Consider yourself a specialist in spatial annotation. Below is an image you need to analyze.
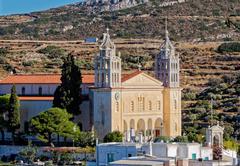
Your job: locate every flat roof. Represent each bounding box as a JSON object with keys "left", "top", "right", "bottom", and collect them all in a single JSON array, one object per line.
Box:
[{"left": 109, "top": 157, "right": 169, "bottom": 166}]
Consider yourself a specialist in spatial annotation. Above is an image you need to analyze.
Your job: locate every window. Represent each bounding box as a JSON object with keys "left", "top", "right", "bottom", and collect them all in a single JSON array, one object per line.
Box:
[
  {"left": 130, "top": 101, "right": 134, "bottom": 112},
  {"left": 116, "top": 102, "right": 119, "bottom": 112},
  {"left": 21, "top": 87, "right": 25, "bottom": 95},
  {"left": 192, "top": 153, "right": 197, "bottom": 160},
  {"left": 39, "top": 87, "right": 42, "bottom": 96},
  {"left": 102, "top": 73, "right": 105, "bottom": 84},
  {"left": 157, "top": 101, "right": 161, "bottom": 110},
  {"left": 107, "top": 153, "right": 114, "bottom": 163},
  {"left": 138, "top": 97, "right": 145, "bottom": 111},
  {"left": 148, "top": 101, "right": 152, "bottom": 111}
]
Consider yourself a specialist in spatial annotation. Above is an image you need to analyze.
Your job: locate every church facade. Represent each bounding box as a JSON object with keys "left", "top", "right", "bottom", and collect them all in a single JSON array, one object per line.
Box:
[
  {"left": 91, "top": 29, "right": 181, "bottom": 139},
  {"left": 0, "top": 28, "right": 182, "bottom": 140}
]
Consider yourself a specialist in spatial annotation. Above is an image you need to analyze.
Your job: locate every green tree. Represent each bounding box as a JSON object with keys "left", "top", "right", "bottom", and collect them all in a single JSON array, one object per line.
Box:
[
  {"left": 103, "top": 131, "right": 123, "bottom": 143},
  {"left": 53, "top": 54, "right": 82, "bottom": 115},
  {"left": 0, "top": 95, "right": 10, "bottom": 142},
  {"left": 30, "top": 107, "right": 80, "bottom": 145},
  {"left": 8, "top": 85, "right": 20, "bottom": 144}
]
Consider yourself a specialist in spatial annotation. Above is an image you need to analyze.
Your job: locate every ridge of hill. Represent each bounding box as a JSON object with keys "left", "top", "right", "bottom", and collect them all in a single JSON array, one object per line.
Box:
[{"left": 0, "top": 0, "right": 239, "bottom": 41}]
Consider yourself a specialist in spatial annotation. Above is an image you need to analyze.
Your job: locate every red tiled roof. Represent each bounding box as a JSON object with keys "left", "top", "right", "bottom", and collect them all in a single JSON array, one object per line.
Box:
[
  {"left": 0, "top": 71, "right": 142, "bottom": 85},
  {"left": 19, "top": 96, "right": 54, "bottom": 101},
  {"left": 121, "top": 70, "right": 143, "bottom": 82},
  {"left": 0, "top": 74, "right": 94, "bottom": 84}
]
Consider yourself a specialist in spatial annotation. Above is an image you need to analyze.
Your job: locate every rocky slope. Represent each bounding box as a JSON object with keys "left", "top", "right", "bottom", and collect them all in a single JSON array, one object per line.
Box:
[{"left": 0, "top": 0, "right": 239, "bottom": 41}]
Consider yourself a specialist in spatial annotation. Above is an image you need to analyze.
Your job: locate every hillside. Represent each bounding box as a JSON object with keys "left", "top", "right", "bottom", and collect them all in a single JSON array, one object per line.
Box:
[
  {"left": 0, "top": 0, "right": 239, "bottom": 41},
  {"left": 0, "top": 39, "right": 239, "bottom": 92}
]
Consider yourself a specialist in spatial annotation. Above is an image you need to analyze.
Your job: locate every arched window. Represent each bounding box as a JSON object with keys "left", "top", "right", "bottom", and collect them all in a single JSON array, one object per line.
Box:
[
  {"left": 21, "top": 87, "right": 25, "bottom": 95},
  {"left": 39, "top": 87, "right": 42, "bottom": 96}
]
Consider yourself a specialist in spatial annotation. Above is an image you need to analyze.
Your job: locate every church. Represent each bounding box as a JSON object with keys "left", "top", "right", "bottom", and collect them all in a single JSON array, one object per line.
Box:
[
  {"left": 91, "top": 28, "right": 181, "bottom": 139},
  {"left": 0, "top": 28, "right": 181, "bottom": 140}
]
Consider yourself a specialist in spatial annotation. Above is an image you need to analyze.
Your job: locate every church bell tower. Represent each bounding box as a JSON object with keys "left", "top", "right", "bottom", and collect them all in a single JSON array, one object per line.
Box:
[
  {"left": 155, "top": 19, "right": 182, "bottom": 137},
  {"left": 94, "top": 29, "right": 122, "bottom": 88},
  {"left": 155, "top": 20, "right": 180, "bottom": 88}
]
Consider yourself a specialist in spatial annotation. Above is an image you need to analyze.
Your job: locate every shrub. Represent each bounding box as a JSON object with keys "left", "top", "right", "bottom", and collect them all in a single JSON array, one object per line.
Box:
[
  {"left": 222, "top": 75, "right": 235, "bottom": 84},
  {"left": 174, "top": 136, "right": 188, "bottom": 143},
  {"left": 103, "top": 131, "right": 123, "bottom": 143},
  {"left": 183, "top": 92, "right": 196, "bottom": 100},
  {"left": 154, "top": 136, "right": 171, "bottom": 143},
  {"left": 37, "top": 46, "right": 66, "bottom": 59},
  {"left": 224, "top": 139, "right": 239, "bottom": 150},
  {"left": 22, "top": 61, "right": 34, "bottom": 67},
  {"left": 207, "top": 78, "right": 223, "bottom": 87},
  {"left": 217, "top": 42, "right": 240, "bottom": 53},
  {"left": 0, "top": 48, "right": 8, "bottom": 56}
]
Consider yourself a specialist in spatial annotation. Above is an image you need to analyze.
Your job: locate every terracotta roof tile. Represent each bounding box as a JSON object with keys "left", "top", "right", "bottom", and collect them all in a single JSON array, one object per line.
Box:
[
  {"left": 19, "top": 96, "right": 54, "bottom": 101},
  {"left": 0, "top": 71, "right": 141, "bottom": 85},
  {"left": 0, "top": 74, "right": 94, "bottom": 84},
  {"left": 121, "top": 70, "right": 143, "bottom": 82}
]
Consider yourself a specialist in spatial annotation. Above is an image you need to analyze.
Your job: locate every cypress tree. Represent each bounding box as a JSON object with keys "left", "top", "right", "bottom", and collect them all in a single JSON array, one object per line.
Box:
[
  {"left": 53, "top": 54, "right": 82, "bottom": 115},
  {"left": 8, "top": 85, "right": 20, "bottom": 144}
]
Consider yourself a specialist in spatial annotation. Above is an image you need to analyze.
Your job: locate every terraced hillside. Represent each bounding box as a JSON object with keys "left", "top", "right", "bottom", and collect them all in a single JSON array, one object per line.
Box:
[{"left": 0, "top": 39, "right": 239, "bottom": 93}]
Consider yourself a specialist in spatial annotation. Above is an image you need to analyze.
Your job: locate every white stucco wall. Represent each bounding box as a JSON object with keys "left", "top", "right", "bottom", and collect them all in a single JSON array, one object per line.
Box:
[
  {"left": 201, "top": 147, "right": 213, "bottom": 160},
  {"left": 0, "top": 84, "right": 57, "bottom": 96},
  {"left": 20, "top": 100, "right": 53, "bottom": 130},
  {"left": 0, "top": 83, "right": 91, "bottom": 96},
  {"left": 77, "top": 100, "right": 91, "bottom": 131},
  {"left": 92, "top": 89, "right": 112, "bottom": 139},
  {"left": 97, "top": 143, "right": 138, "bottom": 166}
]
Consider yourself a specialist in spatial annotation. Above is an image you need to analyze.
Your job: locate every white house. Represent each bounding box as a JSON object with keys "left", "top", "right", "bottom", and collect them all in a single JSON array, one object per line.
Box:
[{"left": 96, "top": 142, "right": 213, "bottom": 166}]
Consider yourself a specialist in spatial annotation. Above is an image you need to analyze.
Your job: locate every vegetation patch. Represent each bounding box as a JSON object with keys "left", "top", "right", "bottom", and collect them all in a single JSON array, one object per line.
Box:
[{"left": 217, "top": 42, "right": 240, "bottom": 53}]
